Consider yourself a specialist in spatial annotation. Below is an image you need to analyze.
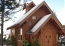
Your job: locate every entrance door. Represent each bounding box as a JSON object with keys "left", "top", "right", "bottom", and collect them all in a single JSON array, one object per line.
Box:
[{"left": 43, "top": 31, "right": 53, "bottom": 46}]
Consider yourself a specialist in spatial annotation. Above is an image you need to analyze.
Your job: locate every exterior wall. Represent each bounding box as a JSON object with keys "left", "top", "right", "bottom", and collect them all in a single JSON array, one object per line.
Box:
[
  {"left": 10, "top": 27, "right": 22, "bottom": 46},
  {"left": 10, "top": 20, "right": 58, "bottom": 46},
  {"left": 27, "top": 20, "right": 59, "bottom": 46},
  {"left": 9, "top": 3, "right": 35, "bottom": 46},
  {"left": 10, "top": 4, "right": 56, "bottom": 46},
  {"left": 18, "top": 40, "right": 22, "bottom": 46},
  {"left": 22, "top": 6, "right": 50, "bottom": 40},
  {"left": 15, "top": 27, "right": 22, "bottom": 46},
  {"left": 35, "top": 20, "right": 59, "bottom": 46},
  {"left": 10, "top": 29, "right": 12, "bottom": 37},
  {"left": 11, "top": 28, "right": 15, "bottom": 36}
]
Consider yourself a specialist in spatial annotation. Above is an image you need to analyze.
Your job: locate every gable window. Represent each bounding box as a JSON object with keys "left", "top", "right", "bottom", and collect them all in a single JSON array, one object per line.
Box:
[
  {"left": 27, "top": 21, "right": 32, "bottom": 26},
  {"left": 18, "top": 29, "right": 22, "bottom": 40},
  {"left": 32, "top": 16, "right": 38, "bottom": 20}
]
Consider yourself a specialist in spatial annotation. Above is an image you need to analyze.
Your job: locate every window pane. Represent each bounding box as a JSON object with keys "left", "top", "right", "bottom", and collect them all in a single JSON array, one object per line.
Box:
[
  {"left": 18, "top": 34, "right": 22, "bottom": 40},
  {"left": 20, "top": 29, "right": 22, "bottom": 35}
]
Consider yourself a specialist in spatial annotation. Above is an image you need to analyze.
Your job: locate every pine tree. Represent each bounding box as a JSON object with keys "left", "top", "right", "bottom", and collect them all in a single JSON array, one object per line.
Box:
[
  {"left": 10, "top": 35, "right": 17, "bottom": 46},
  {"left": 0, "top": 0, "right": 32, "bottom": 46},
  {"left": 0, "top": 0, "right": 20, "bottom": 46},
  {"left": 0, "top": 0, "right": 20, "bottom": 21}
]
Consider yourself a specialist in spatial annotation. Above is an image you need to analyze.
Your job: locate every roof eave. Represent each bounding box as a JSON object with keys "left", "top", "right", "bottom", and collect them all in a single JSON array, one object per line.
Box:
[{"left": 7, "top": 1, "right": 62, "bottom": 30}]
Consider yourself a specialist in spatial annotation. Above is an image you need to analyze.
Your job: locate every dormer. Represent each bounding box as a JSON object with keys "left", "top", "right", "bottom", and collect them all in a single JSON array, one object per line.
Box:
[{"left": 23, "top": 1, "right": 36, "bottom": 12}]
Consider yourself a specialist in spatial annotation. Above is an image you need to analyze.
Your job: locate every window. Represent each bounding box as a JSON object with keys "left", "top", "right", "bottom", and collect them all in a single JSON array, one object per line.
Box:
[
  {"left": 18, "top": 34, "right": 22, "bottom": 40},
  {"left": 27, "top": 21, "right": 32, "bottom": 26},
  {"left": 11, "top": 28, "right": 15, "bottom": 35},
  {"left": 18, "top": 29, "right": 22, "bottom": 40},
  {"left": 32, "top": 16, "right": 38, "bottom": 20}
]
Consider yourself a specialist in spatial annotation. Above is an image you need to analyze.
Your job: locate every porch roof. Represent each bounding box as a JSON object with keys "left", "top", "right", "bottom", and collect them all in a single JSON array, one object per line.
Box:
[
  {"left": 30, "top": 14, "right": 51, "bottom": 32},
  {"left": 26, "top": 14, "right": 64, "bottom": 35}
]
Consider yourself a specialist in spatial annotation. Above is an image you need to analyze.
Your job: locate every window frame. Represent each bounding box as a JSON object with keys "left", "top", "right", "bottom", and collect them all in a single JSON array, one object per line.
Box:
[{"left": 18, "top": 29, "right": 22, "bottom": 40}]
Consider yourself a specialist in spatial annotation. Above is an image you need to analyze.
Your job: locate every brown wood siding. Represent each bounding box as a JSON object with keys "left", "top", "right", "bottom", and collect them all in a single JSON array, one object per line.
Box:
[
  {"left": 9, "top": 2, "right": 64, "bottom": 46},
  {"left": 10, "top": 28, "right": 19, "bottom": 46},
  {"left": 10, "top": 29, "right": 12, "bottom": 37},
  {"left": 22, "top": 6, "right": 50, "bottom": 40},
  {"left": 22, "top": 7, "right": 49, "bottom": 35},
  {"left": 15, "top": 28, "right": 19, "bottom": 40},
  {"left": 11, "top": 27, "right": 22, "bottom": 46},
  {"left": 18, "top": 40, "right": 22, "bottom": 46},
  {"left": 10, "top": 19, "right": 59, "bottom": 46},
  {"left": 9, "top": 7, "right": 63, "bottom": 46},
  {"left": 37, "top": 20, "right": 58, "bottom": 46},
  {"left": 29, "top": 20, "right": 59, "bottom": 46}
]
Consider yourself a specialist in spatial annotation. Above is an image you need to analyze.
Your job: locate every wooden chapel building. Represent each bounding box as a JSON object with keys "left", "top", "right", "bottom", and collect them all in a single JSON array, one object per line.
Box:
[{"left": 7, "top": 1, "right": 65, "bottom": 46}]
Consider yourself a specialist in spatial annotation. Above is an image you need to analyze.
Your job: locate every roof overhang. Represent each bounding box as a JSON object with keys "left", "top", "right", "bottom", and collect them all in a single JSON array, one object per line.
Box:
[
  {"left": 7, "top": 1, "right": 63, "bottom": 30},
  {"left": 26, "top": 14, "right": 63, "bottom": 36}
]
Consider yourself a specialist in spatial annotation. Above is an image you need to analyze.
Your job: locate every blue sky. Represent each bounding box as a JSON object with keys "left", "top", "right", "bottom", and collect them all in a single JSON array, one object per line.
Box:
[
  {"left": 45, "top": 0, "right": 65, "bottom": 25},
  {"left": 45, "top": 0, "right": 64, "bottom": 14},
  {"left": 33, "top": 0, "right": 64, "bottom": 14},
  {"left": 1, "top": 0, "right": 65, "bottom": 34}
]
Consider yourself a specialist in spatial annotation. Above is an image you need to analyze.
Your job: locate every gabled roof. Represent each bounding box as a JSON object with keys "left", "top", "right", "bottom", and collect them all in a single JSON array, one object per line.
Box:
[
  {"left": 30, "top": 14, "right": 51, "bottom": 32},
  {"left": 26, "top": 14, "right": 63, "bottom": 35},
  {"left": 7, "top": 1, "right": 61, "bottom": 29}
]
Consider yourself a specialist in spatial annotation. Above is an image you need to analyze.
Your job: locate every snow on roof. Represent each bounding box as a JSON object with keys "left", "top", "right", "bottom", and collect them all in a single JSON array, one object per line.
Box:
[
  {"left": 13, "top": 9, "right": 26, "bottom": 24},
  {"left": 18, "top": 4, "right": 39, "bottom": 22},
  {"left": 7, "top": 9, "right": 26, "bottom": 27},
  {"left": 12, "top": 3, "right": 39, "bottom": 25},
  {"left": 30, "top": 14, "right": 51, "bottom": 32},
  {"left": 7, "top": 2, "right": 41, "bottom": 29}
]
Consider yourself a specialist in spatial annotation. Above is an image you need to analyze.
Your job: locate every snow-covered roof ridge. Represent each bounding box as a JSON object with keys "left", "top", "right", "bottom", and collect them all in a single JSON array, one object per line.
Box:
[
  {"left": 7, "top": 1, "right": 54, "bottom": 29},
  {"left": 13, "top": 1, "right": 53, "bottom": 26},
  {"left": 19, "top": 3, "right": 40, "bottom": 25},
  {"left": 14, "top": 3, "right": 39, "bottom": 25},
  {"left": 30, "top": 14, "right": 51, "bottom": 32},
  {"left": 7, "top": 2, "right": 43, "bottom": 29}
]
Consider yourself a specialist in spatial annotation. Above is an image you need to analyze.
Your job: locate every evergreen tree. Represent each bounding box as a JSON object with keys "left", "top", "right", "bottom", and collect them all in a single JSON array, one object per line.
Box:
[
  {"left": 0, "top": 0, "right": 20, "bottom": 46},
  {"left": 23, "top": 39, "right": 29, "bottom": 46},
  {"left": 31, "top": 39, "right": 40, "bottom": 46},
  {"left": 0, "top": 0, "right": 31, "bottom": 46},
  {"left": 10, "top": 35, "right": 17, "bottom": 46},
  {"left": 0, "top": 0, "right": 20, "bottom": 21}
]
